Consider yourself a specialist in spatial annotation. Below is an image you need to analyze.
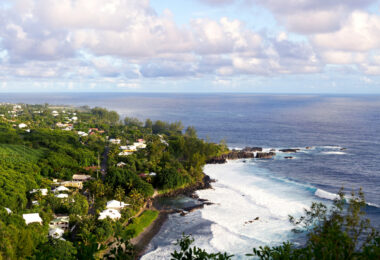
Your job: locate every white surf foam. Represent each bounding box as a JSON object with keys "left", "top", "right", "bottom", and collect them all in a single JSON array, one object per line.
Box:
[
  {"left": 321, "top": 151, "right": 346, "bottom": 155},
  {"left": 193, "top": 162, "right": 317, "bottom": 256},
  {"left": 314, "top": 189, "right": 339, "bottom": 201}
]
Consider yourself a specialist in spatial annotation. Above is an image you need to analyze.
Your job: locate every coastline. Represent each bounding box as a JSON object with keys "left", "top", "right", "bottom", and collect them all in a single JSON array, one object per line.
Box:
[{"left": 132, "top": 174, "right": 214, "bottom": 257}]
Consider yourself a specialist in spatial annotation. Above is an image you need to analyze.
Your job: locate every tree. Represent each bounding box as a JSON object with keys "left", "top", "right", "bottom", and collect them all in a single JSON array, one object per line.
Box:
[
  {"left": 171, "top": 235, "right": 233, "bottom": 260},
  {"left": 114, "top": 186, "right": 125, "bottom": 206},
  {"left": 35, "top": 238, "right": 77, "bottom": 260},
  {"left": 185, "top": 126, "right": 197, "bottom": 138}
]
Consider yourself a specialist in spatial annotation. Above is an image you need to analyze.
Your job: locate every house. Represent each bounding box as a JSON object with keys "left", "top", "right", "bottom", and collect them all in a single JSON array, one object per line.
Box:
[
  {"left": 77, "top": 131, "right": 88, "bottom": 137},
  {"left": 49, "top": 227, "right": 65, "bottom": 239},
  {"left": 98, "top": 209, "right": 121, "bottom": 220},
  {"left": 4, "top": 208, "right": 12, "bottom": 214},
  {"left": 55, "top": 194, "right": 69, "bottom": 199},
  {"left": 118, "top": 151, "right": 132, "bottom": 156},
  {"left": 139, "top": 173, "right": 147, "bottom": 178},
  {"left": 60, "top": 181, "right": 83, "bottom": 189},
  {"left": 32, "top": 201, "right": 39, "bottom": 206},
  {"left": 52, "top": 111, "right": 59, "bottom": 116},
  {"left": 49, "top": 215, "right": 70, "bottom": 230},
  {"left": 72, "top": 174, "right": 92, "bottom": 182},
  {"left": 18, "top": 123, "right": 27, "bottom": 129},
  {"left": 71, "top": 116, "right": 78, "bottom": 121},
  {"left": 117, "top": 162, "right": 127, "bottom": 167},
  {"left": 149, "top": 172, "right": 157, "bottom": 177},
  {"left": 23, "top": 213, "right": 43, "bottom": 225},
  {"left": 30, "top": 188, "right": 48, "bottom": 196},
  {"left": 119, "top": 146, "right": 129, "bottom": 150},
  {"left": 106, "top": 200, "right": 129, "bottom": 210},
  {"left": 109, "top": 138, "right": 121, "bottom": 144},
  {"left": 53, "top": 186, "right": 69, "bottom": 193}
]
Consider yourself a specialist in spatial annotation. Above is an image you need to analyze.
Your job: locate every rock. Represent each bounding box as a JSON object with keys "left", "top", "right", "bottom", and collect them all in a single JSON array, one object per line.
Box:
[
  {"left": 256, "top": 152, "right": 276, "bottom": 159},
  {"left": 254, "top": 217, "right": 259, "bottom": 221},
  {"left": 284, "top": 156, "right": 294, "bottom": 159},
  {"left": 340, "top": 148, "right": 347, "bottom": 151},
  {"left": 306, "top": 146, "right": 312, "bottom": 149},
  {"left": 206, "top": 157, "right": 227, "bottom": 164},
  {"left": 242, "top": 147, "right": 263, "bottom": 152},
  {"left": 279, "top": 149, "right": 300, "bottom": 153}
]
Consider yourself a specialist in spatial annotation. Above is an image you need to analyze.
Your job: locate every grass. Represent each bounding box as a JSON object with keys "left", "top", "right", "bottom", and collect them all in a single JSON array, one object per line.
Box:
[
  {"left": 124, "top": 210, "right": 159, "bottom": 238},
  {"left": 0, "top": 144, "right": 46, "bottom": 163}
]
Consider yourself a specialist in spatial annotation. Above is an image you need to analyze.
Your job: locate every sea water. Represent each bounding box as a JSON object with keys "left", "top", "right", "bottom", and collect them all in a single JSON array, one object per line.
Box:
[{"left": 1, "top": 93, "right": 380, "bottom": 258}]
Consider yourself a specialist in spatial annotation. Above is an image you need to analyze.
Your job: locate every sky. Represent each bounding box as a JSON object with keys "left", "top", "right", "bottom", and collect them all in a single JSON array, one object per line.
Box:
[{"left": 0, "top": 0, "right": 380, "bottom": 93}]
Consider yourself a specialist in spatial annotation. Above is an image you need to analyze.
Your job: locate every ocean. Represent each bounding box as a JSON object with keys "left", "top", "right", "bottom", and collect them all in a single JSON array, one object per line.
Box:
[{"left": 1, "top": 93, "right": 379, "bottom": 258}]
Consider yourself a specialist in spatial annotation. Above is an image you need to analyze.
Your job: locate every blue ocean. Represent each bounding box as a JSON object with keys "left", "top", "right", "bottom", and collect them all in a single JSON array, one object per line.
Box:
[{"left": 1, "top": 93, "right": 379, "bottom": 258}]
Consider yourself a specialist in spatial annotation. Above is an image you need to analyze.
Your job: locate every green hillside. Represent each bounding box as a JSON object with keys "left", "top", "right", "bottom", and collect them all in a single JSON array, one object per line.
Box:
[{"left": 0, "top": 144, "right": 46, "bottom": 164}]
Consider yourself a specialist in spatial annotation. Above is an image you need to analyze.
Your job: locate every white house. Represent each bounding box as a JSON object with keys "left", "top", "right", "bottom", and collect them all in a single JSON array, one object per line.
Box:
[
  {"left": 4, "top": 208, "right": 12, "bottom": 214},
  {"left": 18, "top": 123, "right": 27, "bottom": 129},
  {"left": 109, "top": 138, "right": 121, "bottom": 144},
  {"left": 30, "top": 188, "right": 48, "bottom": 196},
  {"left": 149, "top": 172, "right": 157, "bottom": 177},
  {"left": 49, "top": 227, "right": 65, "bottom": 239},
  {"left": 118, "top": 151, "right": 132, "bottom": 156},
  {"left": 49, "top": 216, "right": 70, "bottom": 231},
  {"left": 55, "top": 194, "right": 69, "bottom": 199},
  {"left": 71, "top": 116, "right": 78, "bottom": 121},
  {"left": 116, "top": 162, "right": 127, "bottom": 167},
  {"left": 106, "top": 200, "right": 129, "bottom": 210},
  {"left": 77, "top": 131, "right": 88, "bottom": 137},
  {"left": 53, "top": 186, "right": 69, "bottom": 193},
  {"left": 98, "top": 209, "right": 121, "bottom": 220},
  {"left": 23, "top": 213, "right": 43, "bottom": 225},
  {"left": 52, "top": 111, "right": 59, "bottom": 116}
]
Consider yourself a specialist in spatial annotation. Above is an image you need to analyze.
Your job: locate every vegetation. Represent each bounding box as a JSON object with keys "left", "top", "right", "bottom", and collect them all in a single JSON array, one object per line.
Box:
[
  {"left": 123, "top": 210, "right": 159, "bottom": 238},
  {"left": 0, "top": 103, "right": 225, "bottom": 259}
]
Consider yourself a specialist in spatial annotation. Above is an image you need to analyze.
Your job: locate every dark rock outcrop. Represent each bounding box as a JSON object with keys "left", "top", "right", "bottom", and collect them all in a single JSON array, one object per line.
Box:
[
  {"left": 256, "top": 152, "right": 276, "bottom": 159},
  {"left": 284, "top": 156, "right": 294, "bottom": 159},
  {"left": 242, "top": 147, "right": 263, "bottom": 152},
  {"left": 279, "top": 148, "right": 300, "bottom": 153}
]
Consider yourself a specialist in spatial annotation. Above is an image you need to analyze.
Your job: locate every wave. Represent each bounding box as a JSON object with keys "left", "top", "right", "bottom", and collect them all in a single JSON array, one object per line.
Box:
[
  {"left": 321, "top": 151, "right": 346, "bottom": 155},
  {"left": 314, "top": 189, "right": 380, "bottom": 208},
  {"left": 314, "top": 189, "right": 340, "bottom": 201}
]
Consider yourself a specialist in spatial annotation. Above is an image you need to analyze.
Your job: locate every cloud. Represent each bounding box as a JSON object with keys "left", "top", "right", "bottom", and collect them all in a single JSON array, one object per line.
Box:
[
  {"left": 1, "top": 0, "right": 378, "bottom": 84},
  {"left": 253, "top": 0, "right": 376, "bottom": 34}
]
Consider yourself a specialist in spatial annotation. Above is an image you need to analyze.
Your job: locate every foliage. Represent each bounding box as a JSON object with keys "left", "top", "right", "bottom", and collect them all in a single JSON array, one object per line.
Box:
[
  {"left": 171, "top": 235, "right": 233, "bottom": 260},
  {"left": 35, "top": 238, "right": 77, "bottom": 260},
  {"left": 123, "top": 210, "right": 159, "bottom": 238}
]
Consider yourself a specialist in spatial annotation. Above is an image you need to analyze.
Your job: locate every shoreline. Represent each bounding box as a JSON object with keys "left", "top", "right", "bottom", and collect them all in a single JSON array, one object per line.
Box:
[{"left": 132, "top": 174, "right": 214, "bottom": 258}]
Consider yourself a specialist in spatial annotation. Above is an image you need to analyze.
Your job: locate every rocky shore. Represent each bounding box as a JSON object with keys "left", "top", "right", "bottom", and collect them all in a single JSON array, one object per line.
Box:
[
  {"left": 133, "top": 174, "right": 215, "bottom": 257},
  {"left": 207, "top": 147, "right": 277, "bottom": 164}
]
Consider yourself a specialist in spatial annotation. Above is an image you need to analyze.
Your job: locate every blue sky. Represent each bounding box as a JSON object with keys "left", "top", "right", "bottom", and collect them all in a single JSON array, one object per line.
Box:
[{"left": 0, "top": 0, "right": 380, "bottom": 93}]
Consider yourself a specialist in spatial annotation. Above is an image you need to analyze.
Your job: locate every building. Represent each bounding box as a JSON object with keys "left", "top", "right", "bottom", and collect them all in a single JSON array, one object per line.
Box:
[
  {"left": 55, "top": 194, "right": 69, "bottom": 199},
  {"left": 18, "top": 123, "right": 27, "bottom": 129},
  {"left": 52, "top": 111, "right": 59, "bottom": 116},
  {"left": 117, "top": 162, "right": 127, "bottom": 167},
  {"left": 49, "top": 227, "right": 65, "bottom": 239},
  {"left": 53, "top": 186, "right": 69, "bottom": 192},
  {"left": 30, "top": 188, "right": 48, "bottom": 196},
  {"left": 118, "top": 151, "right": 132, "bottom": 156},
  {"left": 59, "top": 181, "right": 83, "bottom": 189},
  {"left": 49, "top": 215, "right": 70, "bottom": 231},
  {"left": 106, "top": 200, "right": 129, "bottom": 210},
  {"left": 77, "top": 131, "right": 88, "bottom": 137},
  {"left": 109, "top": 138, "right": 121, "bottom": 144},
  {"left": 4, "top": 208, "right": 12, "bottom": 214},
  {"left": 149, "top": 172, "right": 157, "bottom": 177},
  {"left": 72, "top": 174, "right": 92, "bottom": 182},
  {"left": 98, "top": 209, "right": 121, "bottom": 220},
  {"left": 23, "top": 213, "right": 43, "bottom": 225}
]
